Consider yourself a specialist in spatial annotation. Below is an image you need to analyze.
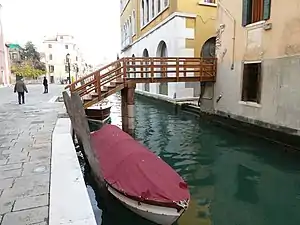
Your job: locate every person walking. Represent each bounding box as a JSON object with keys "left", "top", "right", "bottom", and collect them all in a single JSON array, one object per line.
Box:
[
  {"left": 14, "top": 78, "right": 28, "bottom": 105},
  {"left": 43, "top": 76, "right": 48, "bottom": 93}
]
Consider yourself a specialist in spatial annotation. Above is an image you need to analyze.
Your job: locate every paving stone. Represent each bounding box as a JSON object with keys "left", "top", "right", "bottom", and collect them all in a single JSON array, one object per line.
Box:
[
  {"left": 1, "top": 206, "right": 48, "bottom": 225},
  {"left": 0, "top": 197, "right": 14, "bottom": 214},
  {"left": 31, "top": 222, "right": 47, "bottom": 225},
  {"left": 29, "top": 151, "right": 51, "bottom": 162},
  {"left": 0, "top": 169, "right": 22, "bottom": 179},
  {"left": 0, "top": 152, "right": 8, "bottom": 160},
  {"left": 0, "top": 142, "right": 16, "bottom": 148},
  {"left": 0, "top": 163, "right": 22, "bottom": 172},
  {"left": 14, "top": 174, "right": 49, "bottom": 187},
  {"left": 13, "top": 194, "right": 48, "bottom": 211},
  {"left": 32, "top": 143, "right": 51, "bottom": 149},
  {"left": 7, "top": 152, "right": 29, "bottom": 164},
  {"left": 1, "top": 174, "right": 49, "bottom": 199},
  {"left": 0, "top": 159, "right": 7, "bottom": 166},
  {"left": 22, "top": 161, "right": 49, "bottom": 176},
  {"left": 2, "top": 148, "right": 23, "bottom": 155},
  {"left": 0, "top": 178, "right": 14, "bottom": 189}
]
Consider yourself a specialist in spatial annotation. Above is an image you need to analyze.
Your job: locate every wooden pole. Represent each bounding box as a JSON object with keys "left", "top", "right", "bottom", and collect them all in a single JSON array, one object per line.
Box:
[{"left": 62, "top": 91, "right": 107, "bottom": 193}]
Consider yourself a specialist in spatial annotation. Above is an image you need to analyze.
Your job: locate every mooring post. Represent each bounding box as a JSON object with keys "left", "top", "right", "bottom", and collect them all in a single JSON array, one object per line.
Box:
[
  {"left": 62, "top": 91, "right": 107, "bottom": 195},
  {"left": 121, "top": 83, "right": 136, "bottom": 136}
]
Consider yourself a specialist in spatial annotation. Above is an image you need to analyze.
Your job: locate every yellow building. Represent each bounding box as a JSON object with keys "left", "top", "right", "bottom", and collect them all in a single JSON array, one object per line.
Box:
[
  {"left": 120, "top": 0, "right": 217, "bottom": 100},
  {"left": 215, "top": 0, "right": 300, "bottom": 135}
]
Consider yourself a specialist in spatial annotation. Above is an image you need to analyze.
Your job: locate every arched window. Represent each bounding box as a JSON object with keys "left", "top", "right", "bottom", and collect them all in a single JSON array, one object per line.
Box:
[
  {"left": 132, "top": 10, "right": 136, "bottom": 35},
  {"left": 157, "top": 0, "right": 161, "bottom": 13},
  {"left": 125, "top": 23, "right": 128, "bottom": 41},
  {"left": 141, "top": 0, "right": 145, "bottom": 26},
  {"left": 123, "top": 24, "right": 126, "bottom": 43},
  {"left": 164, "top": 0, "right": 168, "bottom": 8},
  {"left": 146, "top": 0, "right": 150, "bottom": 22},
  {"left": 151, "top": 0, "right": 155, "bottom": 18},
  {"left": 129, "top": 17, "right": 132, "bottom": 37}
]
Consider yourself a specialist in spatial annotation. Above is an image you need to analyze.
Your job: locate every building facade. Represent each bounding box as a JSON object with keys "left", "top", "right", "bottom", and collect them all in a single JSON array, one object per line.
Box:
[
  {"left": 215, "top": 0, "right": 300, "bottom": 135},
  {"left": 7, "top": 43, "right": 22, "bottom": 63},
  {"left": 120, "top": 0, "right": 217, "bottom": 100},
  {"left": 0, "top": 5, "right": 11, "bottom": 86},
  {"left": 42, "top": 34, "right": 86, "bottom": 84}
]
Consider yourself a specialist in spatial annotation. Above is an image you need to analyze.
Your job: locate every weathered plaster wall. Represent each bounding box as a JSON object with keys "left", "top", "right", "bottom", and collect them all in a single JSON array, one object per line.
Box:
[{"left": 215, "top": 0, "right": 300, "bottom": 135}]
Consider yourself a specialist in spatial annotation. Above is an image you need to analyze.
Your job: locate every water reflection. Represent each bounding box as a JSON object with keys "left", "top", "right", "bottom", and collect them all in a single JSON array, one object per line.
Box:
[{"left": 82, "top": 94, "right": 300, "bottom": 225}]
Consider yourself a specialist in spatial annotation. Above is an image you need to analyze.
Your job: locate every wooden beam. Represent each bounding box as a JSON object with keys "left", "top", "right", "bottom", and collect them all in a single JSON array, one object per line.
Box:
[{"left": 62, "top": 91, "right": 107, "bottom": 194}]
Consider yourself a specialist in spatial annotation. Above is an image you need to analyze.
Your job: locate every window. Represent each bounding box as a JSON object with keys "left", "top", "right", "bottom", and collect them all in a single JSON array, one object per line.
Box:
[
  {"left": 49, "top": 54, "right": 53, "bottom": 60},
  {"left": 65, "top": 65, "right": 69, "bottom": 72},
  {"left": 204, "top": 0, "right": 215, "bottom": 3},
  {"left": 12, "top": 53, "right": 17, "bottom": 59},
  {"left": 48, "top": 44, "right": 52, "bottom": 48},
  {"left": 49, "top": 65, "right": 54, "bottom": 73},
  {"left": 129, "top": 17, "right": 132, "bottom": 37},
  {"left": 163, "top": 0, "right": 169, "bottom": 7},
  {"left": 65, "top": 45, "right": 68, "bottom": 49},
  {"left": 242, "top": 0, "right": 271, "bottom": 26},
  {"left": 132, "top": 11, "right": 136, "bottom": 35},
  {"left": 141, "top": 1, "right": 145, "bottom": 26},
  {"left": 146, "top": 0, "right": 149, "bottom": 22},
  {"left": 151, "top": 0, "right": 155, "bottom": 18},
  {"left": 76, "top": 56, "right": 78, "bottom": 61},
  {"left": 157, "top": 0, "right": 161, "bottom": 13},
  {"left": 241, "top": 62, "right": 262, "bottom": 103},
  {"left": 60, "top": 36, "right": 63, "bottom": 39}
]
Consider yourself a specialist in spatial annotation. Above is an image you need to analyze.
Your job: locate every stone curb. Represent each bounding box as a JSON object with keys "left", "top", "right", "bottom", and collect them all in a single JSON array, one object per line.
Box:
[{"left": 49, "top": 118, "right": 96, "bottom": 225}]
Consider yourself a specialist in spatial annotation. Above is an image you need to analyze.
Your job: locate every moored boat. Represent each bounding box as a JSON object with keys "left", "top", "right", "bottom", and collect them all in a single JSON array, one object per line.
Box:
[
  {"left": 85, "top": 99, "right": 112, "bottom": 121},
  {"left": 87, "top": 117, "right": 112, "bottom": 132},
  {"left": 90, "top": 125, "right": 190, "bottom": 225}
]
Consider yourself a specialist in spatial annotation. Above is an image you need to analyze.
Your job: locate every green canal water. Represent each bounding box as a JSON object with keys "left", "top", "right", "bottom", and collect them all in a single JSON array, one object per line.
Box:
[{"left": 82, "top": 93, "right": 300, "bottom": 225}]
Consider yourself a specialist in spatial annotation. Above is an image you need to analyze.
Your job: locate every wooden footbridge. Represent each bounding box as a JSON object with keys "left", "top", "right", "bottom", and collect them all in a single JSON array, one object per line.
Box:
[{"left": 65, "top": 57, "right": 217, "bottom": 134}]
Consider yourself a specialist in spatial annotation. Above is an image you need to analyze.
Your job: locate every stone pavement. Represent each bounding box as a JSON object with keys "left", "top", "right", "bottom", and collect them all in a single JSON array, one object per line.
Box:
[{"left": 0, "top": 84, "right": 64, "bottom": 225}]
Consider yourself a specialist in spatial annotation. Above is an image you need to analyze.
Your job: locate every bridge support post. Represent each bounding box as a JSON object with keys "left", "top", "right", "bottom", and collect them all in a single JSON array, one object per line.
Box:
[{"left": 121, "top": 83, "right": 136, "bottom": 136}]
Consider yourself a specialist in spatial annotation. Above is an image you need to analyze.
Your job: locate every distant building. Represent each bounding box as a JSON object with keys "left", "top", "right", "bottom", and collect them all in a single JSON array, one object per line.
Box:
[
  {"left": 120, "top": 0, "right": 217, "bottom": 100},
  {"left": 215, "top": 0, "right": 300, "bottom": 135},
  {"left": 42, "top": 34, "right": 86, "bottom": 84},
  {"left": 0, "top": 5, "right": 11, "bottom": 86},
  {"left": 7, "top": 43, "right": 22, "bottom": 62}
]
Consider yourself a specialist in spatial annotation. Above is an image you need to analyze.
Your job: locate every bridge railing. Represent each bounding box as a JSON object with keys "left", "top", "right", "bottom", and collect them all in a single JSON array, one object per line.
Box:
[
  {"left": 124, "top": 57, "right": 216, "bottom": 81},
  {"left": 65, "top": 57, "right": 217, "bottom": 99}
]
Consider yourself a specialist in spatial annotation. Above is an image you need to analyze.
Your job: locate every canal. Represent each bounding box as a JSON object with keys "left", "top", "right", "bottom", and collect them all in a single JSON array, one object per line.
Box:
[{"left": 80, "top": 93, "right": 300, "bottom": 225}]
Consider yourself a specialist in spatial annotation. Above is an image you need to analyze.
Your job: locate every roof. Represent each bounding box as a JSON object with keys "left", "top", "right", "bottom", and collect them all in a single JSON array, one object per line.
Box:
[{"left": 7, "top": 43, "right": 22, "bottom": 50}]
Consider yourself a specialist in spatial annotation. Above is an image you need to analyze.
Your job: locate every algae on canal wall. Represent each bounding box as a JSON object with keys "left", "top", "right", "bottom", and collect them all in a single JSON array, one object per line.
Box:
[{"left": 80, "top": 93, "right": 300, "bottom": 225}]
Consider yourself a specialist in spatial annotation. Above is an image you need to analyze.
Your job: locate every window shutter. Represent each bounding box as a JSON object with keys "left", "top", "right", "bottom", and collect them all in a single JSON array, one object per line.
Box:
[
  {"left": 242, "top": 0, "right": 251, "bottom": 27},
  {"left": 263, "top": 0, "right": 271, "bottom": 20}
]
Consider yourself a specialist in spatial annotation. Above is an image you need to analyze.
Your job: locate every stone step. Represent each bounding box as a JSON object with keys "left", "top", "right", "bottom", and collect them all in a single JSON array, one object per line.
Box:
[
  {"left": 116, "top": 78, "right": 123, "bottom": 83},
  {"left": 91, "top": 92, "right": 98, "bottom": 97}
]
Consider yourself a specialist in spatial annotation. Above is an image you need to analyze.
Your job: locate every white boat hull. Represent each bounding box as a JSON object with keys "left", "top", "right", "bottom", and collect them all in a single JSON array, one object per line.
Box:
[{"left": 107, "top": 185, "right": 186, "bottom": 225}]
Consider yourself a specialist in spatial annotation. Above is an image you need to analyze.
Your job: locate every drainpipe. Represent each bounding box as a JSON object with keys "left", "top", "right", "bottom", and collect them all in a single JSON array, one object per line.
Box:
[{"left": 218, "top": 1, "right": 236, "bottom": 70}]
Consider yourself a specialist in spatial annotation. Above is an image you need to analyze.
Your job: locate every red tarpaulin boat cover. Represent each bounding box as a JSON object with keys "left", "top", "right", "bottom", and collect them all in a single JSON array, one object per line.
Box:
[{"left": 90, "top": 124, "right": 190, "bottom": 207}]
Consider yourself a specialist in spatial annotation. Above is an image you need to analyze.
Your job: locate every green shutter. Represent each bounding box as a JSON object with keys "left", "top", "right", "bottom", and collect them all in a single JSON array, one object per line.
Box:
[
  {"left": 263, "top": 0, "right": 271, "bottom": 20},
  {"left": 242, "top": 0, "right": 251, "bottom": 27}
]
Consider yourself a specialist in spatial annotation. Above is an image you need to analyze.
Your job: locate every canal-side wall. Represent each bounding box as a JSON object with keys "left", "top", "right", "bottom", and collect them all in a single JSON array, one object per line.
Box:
[
  {"left": 214, "top": 57, "right": 300, "bottom": 137},
  {"left": 50, "top": 118, "right": 97, "bottom": 225}
]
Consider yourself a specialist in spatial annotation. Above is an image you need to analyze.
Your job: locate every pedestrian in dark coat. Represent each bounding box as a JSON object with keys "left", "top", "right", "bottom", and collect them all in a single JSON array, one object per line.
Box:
[
  {"left": 43, "top": 76, "right": 48, "bottom": 93},
  {"left": 14, "top": 78, "right": 28, "bottom": 104}
]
